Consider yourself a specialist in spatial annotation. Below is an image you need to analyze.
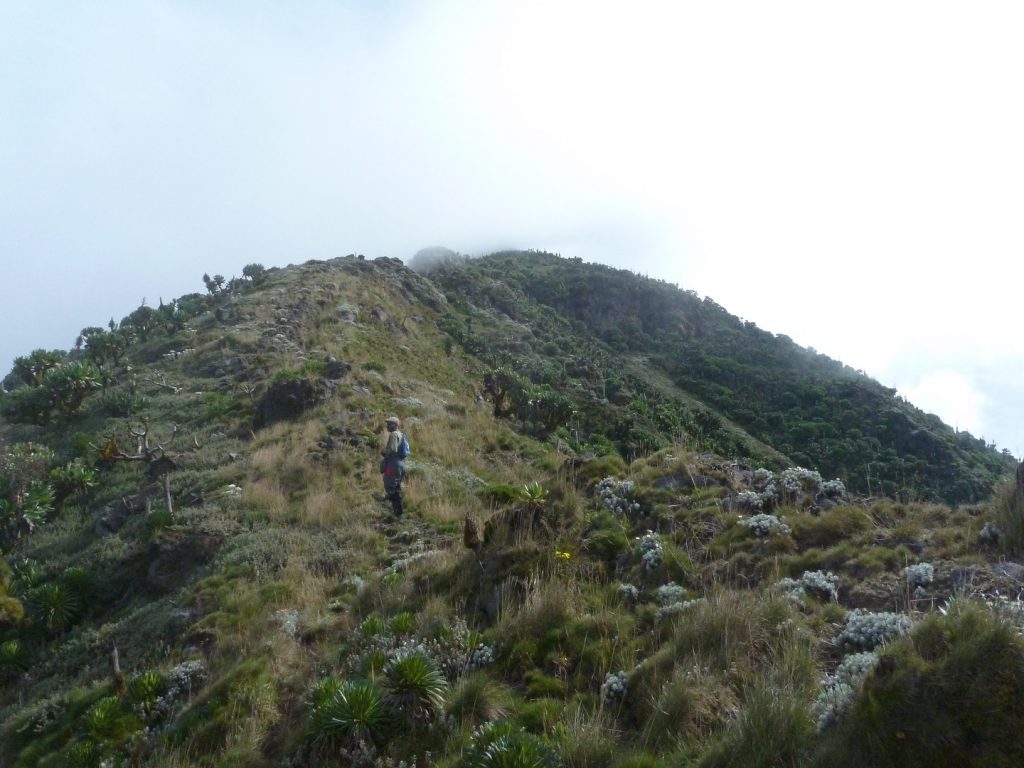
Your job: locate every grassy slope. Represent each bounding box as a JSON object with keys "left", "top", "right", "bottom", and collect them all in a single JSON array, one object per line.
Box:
[{"left": 0, "top": 256, "right": 1023, "bottom": 768}]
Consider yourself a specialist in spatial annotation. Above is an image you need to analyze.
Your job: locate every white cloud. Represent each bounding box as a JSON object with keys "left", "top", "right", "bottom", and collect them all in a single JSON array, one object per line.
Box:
[
  {"left": 1, "top": 0, "right": 1022, "bottom": 458},
  {"left": 898, "top": 371, "right": 987, "bottom": 438}
]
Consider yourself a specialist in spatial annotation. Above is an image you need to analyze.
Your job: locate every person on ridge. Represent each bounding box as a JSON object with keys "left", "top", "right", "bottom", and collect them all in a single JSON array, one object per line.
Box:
[{"left": 380, "top": 415, "right": 407, "bottom": 517}]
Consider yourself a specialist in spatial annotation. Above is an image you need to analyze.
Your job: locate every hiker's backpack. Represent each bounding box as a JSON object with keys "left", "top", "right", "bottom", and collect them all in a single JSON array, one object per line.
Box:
[{"left": 398, "top": 432, "right": 411, "bottom": 459}]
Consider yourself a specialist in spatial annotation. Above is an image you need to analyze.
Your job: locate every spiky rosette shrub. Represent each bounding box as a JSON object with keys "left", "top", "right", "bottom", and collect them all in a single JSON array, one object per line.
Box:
[
  {"left": 462, "top": 720, "right": 558, "bottom": 768},
  {"left": 308, "top": 678, "right": 394, "bottom": 750},
  {"left": 60, "top": 566, "right": 94, "bottom": 601},
  {"left": 66, "top": 739, "right": 101, "bottom": 768},
  {"left": 28, "top": 581, "right": 82, "bottom": 633},
  {"left": 128, "top": 670, "right": 167, "bottom": 720},
  {"left": 0, "top": 639, "right": 29, "bottom": 681},
  {"left": 10, "top": 558, "right": 47, "bottom": 592},
  {"left": 383, "top": 650, "right": 448, "bottom": 722},
  {"left": 84, "top": 696, "right": 141, "bottom": 744},
  {"left": 389, "top": 611, "right": 417, "bottom": 636}
]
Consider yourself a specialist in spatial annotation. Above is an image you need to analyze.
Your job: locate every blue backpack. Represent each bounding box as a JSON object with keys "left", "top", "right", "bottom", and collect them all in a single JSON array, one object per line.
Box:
[{"left": 398, "top": 432, "right": 411, "bottom": 459}]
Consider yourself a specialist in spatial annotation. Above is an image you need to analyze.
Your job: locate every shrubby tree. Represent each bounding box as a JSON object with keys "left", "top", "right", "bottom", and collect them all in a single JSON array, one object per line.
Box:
[
  {"left": 202, "top": 273, "right": 226, "bottom": 295},
  {"left": 483, "top": 367, "right": 529, "bottom": 418},
  {"left": 524, "top": 389, "right": 575, "bottom": 433},
  {"left": 0, "top": 358, "right": 99, "bottom": 425},
  {"left": 4, "top": 349, "right": 66, "bottom": 390},
  {"left": 95, "top": 418, "right": 194, "bottom": 515},
  {"left": 122, "top": 303, "right": 157, "bottom": 342},
  {"left": 41, "top": 362, "right": 100, "bottom": 416},
  {"left": 77, "top": 326, "right": 132, "bottom": 369},
  {"left": 242, "top": 263, "right": 267, "bottom": 284},
  {"left": 0, "top": 443, "right": 55, "bottom": 541},
  {"left": 0, "top": 383, "right": 54, "bottom": 425},
  {"left": 0, "top": 555, "right": 25, "bottom": 629}
]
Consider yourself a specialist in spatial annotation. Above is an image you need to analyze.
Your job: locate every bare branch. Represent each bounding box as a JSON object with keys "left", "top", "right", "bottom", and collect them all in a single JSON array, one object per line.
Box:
[{"left": 140, "top": 372, "right": 183, "bottom": 395}]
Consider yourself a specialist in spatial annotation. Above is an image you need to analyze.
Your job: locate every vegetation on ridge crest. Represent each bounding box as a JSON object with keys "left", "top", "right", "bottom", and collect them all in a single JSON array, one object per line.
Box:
[{"left": 0, "top": 252, "right": 1021, "bottom": 767}]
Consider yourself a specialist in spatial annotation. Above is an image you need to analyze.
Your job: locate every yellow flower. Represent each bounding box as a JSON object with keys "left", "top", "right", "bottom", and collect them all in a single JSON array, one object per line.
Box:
[{"left": 555, "top": 550, "right": 572, "bottom": 560}]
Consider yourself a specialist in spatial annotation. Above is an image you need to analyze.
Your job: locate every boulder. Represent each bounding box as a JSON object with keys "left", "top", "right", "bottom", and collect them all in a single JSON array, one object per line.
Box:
[
  {"left": 323, "top": 357, "right": 351, "bottom": 380},
  {"left": 146, "top": 530, "right": 223, "bottom": 591},
  {"left": 254, "top": 377, "right": 335, "bottom": 428}
]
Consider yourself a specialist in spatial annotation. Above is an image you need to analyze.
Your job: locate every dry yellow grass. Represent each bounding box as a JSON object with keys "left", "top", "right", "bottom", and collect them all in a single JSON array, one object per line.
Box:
[
  {"left": 250, "top": 441, "right": 286, "bottom": 476},
  {"left": 299, "top": 485, "right": 337, "bottom": 527},
  {"left": 242, "top": 477, "right": 289, "bottom": 519}
]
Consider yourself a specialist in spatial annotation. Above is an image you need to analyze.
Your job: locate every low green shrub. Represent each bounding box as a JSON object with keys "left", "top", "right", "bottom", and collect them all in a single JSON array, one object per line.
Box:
[
  {"left": 525, "top": 669, "right": 566, "bottom": 698},
  {"left": 813, "top": 600, "right": 1024, "bottom": 768},
  {"left": 583, "top": 510, "right": 631, "bottom": 566},
  {"left": 789, "top": 506, "right": 871, "bottom": 550}
]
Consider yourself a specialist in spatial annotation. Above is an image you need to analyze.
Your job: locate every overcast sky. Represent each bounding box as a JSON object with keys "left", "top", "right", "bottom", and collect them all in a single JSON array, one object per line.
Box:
[{"left": 2, "top": 0, "right": 1022, "bottom": 456}]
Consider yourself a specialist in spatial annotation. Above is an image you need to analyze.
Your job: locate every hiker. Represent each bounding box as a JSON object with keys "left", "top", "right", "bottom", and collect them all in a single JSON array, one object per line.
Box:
[{"left": 380, "top": 415, "right": 408, "bottom": 517}]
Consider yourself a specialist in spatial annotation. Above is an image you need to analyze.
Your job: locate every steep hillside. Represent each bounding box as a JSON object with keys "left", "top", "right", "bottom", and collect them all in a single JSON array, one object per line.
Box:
[
  {"left": 1, "top": 254, "right": 1023, "bottom": 768},
  {"left": 424, "top": 251, "right": 1013, "bottom": 503}
]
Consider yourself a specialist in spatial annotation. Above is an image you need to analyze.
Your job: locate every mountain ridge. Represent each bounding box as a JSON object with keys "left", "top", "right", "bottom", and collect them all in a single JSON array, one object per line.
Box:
[{"left": 1, "top": 252, "right": 1022, "bottom": 768}]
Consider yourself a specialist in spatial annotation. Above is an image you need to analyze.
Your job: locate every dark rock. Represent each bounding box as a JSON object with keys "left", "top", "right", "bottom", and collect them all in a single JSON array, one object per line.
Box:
[
  {"left": 146, "top": 530, "right": 223, "bottom": 591},
  {"left": 94, "top": 493, "right": 148, "bottom": 536},
  {"left": 121, "top": 493, "right": 148, "bottom": 512},
  {"left": 180, "top": 489, "right": 205, "bottom": 509},
  {"left": 323, "top": 357, "right": 351, "bottom": 380},
  {"left": 335, "top": 304, "right": 358, "bottom": 324},
  {"left": 147, "top": 455, "right": 177, "bottom": 479},
  {"left": 95, "top": 505, "right": 130, "bottom": 536},
  {"left": 654, "top": 473, "right": 696, "bottom": 491},
  {"left": 254, "top": 377, "right": 335, "bottom": 428}
]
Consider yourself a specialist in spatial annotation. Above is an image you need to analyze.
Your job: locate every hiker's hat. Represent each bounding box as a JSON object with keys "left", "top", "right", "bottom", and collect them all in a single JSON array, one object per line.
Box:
[{"left": 386, "top": 415, "right": 400, "bottom": 426}]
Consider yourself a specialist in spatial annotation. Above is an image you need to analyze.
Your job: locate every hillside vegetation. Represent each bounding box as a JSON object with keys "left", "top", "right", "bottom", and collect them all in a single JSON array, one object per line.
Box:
[{"left": 1, "top": 253, "right": 1023, "bottom": 768}]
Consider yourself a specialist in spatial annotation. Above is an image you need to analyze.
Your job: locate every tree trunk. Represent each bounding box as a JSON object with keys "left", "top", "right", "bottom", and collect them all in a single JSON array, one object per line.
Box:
[
  {"left": 110, "top": 645, "right": 126, "bottom": 696},
  {"left": 162, "top": 473, "right": 174, "bottom": 515}
]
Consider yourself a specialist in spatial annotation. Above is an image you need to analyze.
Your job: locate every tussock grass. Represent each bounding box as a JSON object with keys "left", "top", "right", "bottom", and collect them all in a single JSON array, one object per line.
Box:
[
  {"left": 497, "top": 570, "right": 584, "bottom": 652},
  {"left": 672, "top": 589, "right": 789, "bottom": 674},
  {"left": 447, "top": 671, "right": 513, "bottom": 726},
  {"left": 299, "top": 485, "right": 340, "bottom": 527},
  {"left": 242, "top": 478, "right": 289, "bottom": 519},
  {"left": 699, "top": 679, "right": 815, "bottom": 768},
  {"left": 640, "top": 663, "right": 734, "bottom": 748},
  {"left": 558, "top": 705, "right": 619, "bottom": 768},
  {"left": 416, "top": 495, "right": 471, "bottom": 525}
]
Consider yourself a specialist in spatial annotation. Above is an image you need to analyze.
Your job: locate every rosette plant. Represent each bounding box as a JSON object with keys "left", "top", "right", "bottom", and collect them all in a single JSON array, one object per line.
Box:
[
  {"left": 309, "top": 678, "right": 394, "bottom": 750},
  {"left": 383, "top": 650, "right": 448, "bottom": 723}
]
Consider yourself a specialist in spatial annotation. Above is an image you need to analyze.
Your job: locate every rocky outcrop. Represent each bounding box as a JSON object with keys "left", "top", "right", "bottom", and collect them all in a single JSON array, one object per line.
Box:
[{"left": 253, "top": 376, "right": 336, "bottom": 429}]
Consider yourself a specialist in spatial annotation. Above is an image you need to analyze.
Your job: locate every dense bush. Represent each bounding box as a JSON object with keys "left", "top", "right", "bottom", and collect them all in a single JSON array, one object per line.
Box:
[{"left": 813, "top": 601, "right": 1024, "bottom": 767}]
